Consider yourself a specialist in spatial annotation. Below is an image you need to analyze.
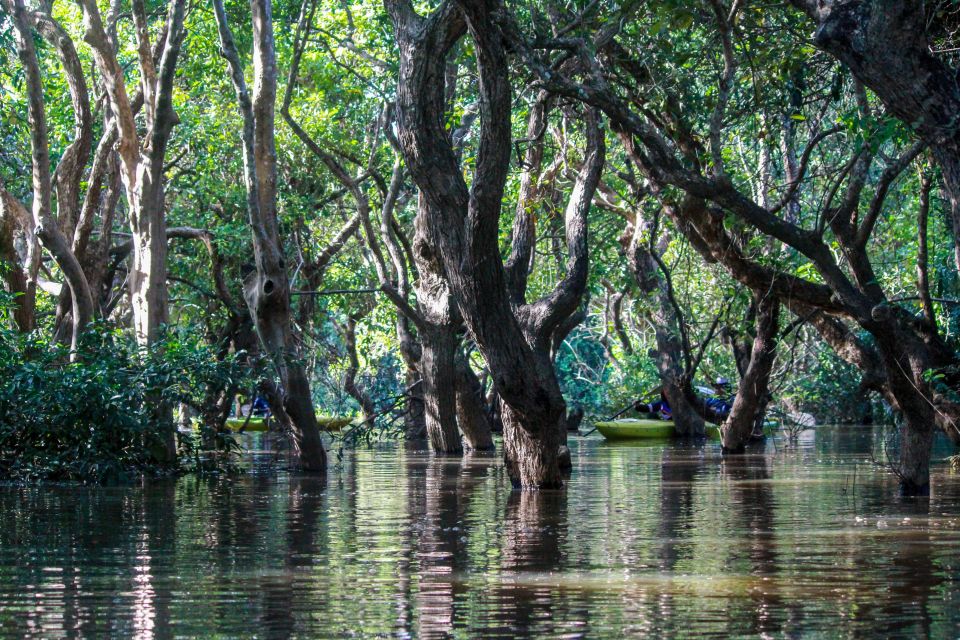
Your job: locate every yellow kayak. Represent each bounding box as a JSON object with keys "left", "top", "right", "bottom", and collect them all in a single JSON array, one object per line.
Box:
[
  {"left": 595, "top": 419, "right": 675, "bottom": 440},
  {"left": 595, "top": 419, "right": 778, "bottom": 441},
  {"left": 221, "top": 415, "right": 354, "bottom": 432},
  {"left": 224, "top": 417, "right": 268, "bottom": 432}
]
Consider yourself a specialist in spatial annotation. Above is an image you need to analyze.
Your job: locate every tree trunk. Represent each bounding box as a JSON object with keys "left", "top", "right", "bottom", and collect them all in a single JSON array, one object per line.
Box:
[
  {"left": 870, "top": 319, "right": 942, "bottom": 494},
  {"left": 387, "top": 0, "right": 603, "bottom": 487},
  {"left": 798, "top": 0, "right": 960, "bottom": 276},
  {"left": 75, "top": 0, "right": 190, "bottom": 461},
  {"left": 0, "top": 196, "right": 34, "bottom": 332},
  {"left": 936, "top": 152, "right": 960, "bottom": 276},
  {"left": 898, "top": 414, "right": 935, "bottom": 496},
  {"left": 501, "top": 402, "right": 564, "bottom": 489},
  {"left": 623, "top": 219, "right": 705, "bottom": 436},
  {"left": 564, "top": 406, "right": 584, "bottom": 432},
  {"left": 340, "top": 314, "right": 376, "bottom": 425},
  {"left": 721, "top": 294, "right": 780, "bottom": 452},
  {"left": 9, "top": 0, "right": 96, "bottom": 351},
  {"left": 213, "top": 0, "right": 325, "bottom": 472},
  {"left": 506, "top": 1, "right": 959, "bottom": 492},
  {"left": 455, "top": 356, "right": 495, "bottom": 451},
  {"left": 128, "top": 175, "right": 169, "bottom": 346},
  {"left": 397, "top": 317, "right": 427, "bottom": 440},
  {"left": 405, "top": 367, "right": 428, "bottom": 440},
  {"left": 410, "top": 188, "right": 466, "bottom": 455},
  {"left": 420, "top": 324, "right": 463, "bottom": 455},
  {"left": 487, "top": 390, "right": 504, "bottom": 434}
]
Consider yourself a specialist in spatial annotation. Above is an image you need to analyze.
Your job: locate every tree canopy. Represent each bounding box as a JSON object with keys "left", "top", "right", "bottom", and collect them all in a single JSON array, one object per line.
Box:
[{"left": 0, "top": 0, "right": 958, "bottom": 491}]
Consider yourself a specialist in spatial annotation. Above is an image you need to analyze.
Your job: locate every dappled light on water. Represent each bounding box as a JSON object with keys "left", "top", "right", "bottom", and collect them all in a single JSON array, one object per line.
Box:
[{"left": 0, "top": 426, "right": 958, "bottom": 637}]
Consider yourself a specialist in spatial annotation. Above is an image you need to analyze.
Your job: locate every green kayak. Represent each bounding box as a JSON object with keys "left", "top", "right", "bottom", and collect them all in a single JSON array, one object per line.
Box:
[
  {"left": 594, "top": 419, "right": 675, "bottom": 440},
  {"left": 221, "top": 415, "right": 354, "bottom": 432},
  {"left": 594, "top": 419, "right": 778, "bottom": 441},
  {"left": 224, "top": 417, "right": 268, "bottom": 432}
]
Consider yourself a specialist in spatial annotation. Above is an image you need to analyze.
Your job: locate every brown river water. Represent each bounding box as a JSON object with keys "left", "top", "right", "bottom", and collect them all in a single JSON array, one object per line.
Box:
[{"left": 0, "top": 425, "right": 958, "bottom": 638}]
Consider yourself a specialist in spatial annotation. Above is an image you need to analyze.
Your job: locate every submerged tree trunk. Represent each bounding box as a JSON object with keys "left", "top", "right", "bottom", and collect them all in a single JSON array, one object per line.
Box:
[
  {"left": 409, "top": 195, "right": 464, "bottom": 455},
  {"left": 213, "top": 0, "right": 325, "bottom": 471},
  {"left": 870, "top": 320, "right": 941, "bottom": 494},
  {"left": 500, "top": 402, "right": 564, "bottom": 490},
  {"left": 898, "top": 416, "right": 936, "bottom": 495},
  {"left": 387, "top": 0, "right": 604, "bottom": 487},
  {"left": 623, "top": 217, "right": 705, "bottom": 436},
  {"left": 419, "top": 324, "right": 462, "bottom": 454},
  {"left": 721, "top": 294, "right": 780, "bottom": 453},
  {"left": 397, "top": 317, "right": 428, "bottom": 440}
]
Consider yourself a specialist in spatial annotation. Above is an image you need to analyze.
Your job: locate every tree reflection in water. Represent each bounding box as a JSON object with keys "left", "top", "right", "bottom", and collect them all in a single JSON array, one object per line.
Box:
[{"left": 0, "top": 430, "right": 958, "bottom": 636}]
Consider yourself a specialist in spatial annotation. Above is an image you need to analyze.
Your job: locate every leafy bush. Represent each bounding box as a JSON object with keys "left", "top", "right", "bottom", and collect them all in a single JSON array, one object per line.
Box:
[{"left": 0, "top": 319, "right": 250, "bottom": 483}]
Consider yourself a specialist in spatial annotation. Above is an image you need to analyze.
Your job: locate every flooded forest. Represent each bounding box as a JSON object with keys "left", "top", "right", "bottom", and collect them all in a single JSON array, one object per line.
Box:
[{"left": 1, "top": 0, "right": 960, "bottom": 636}]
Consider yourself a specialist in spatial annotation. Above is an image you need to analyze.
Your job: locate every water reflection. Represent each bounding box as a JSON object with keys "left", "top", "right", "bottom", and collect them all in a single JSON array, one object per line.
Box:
[
  {"left": 720, "top": 454, "right": 783, "bottom": 636},
  {"left": 258, "top": 476, "right": 327, "bottom": 639},
  {"left": 493, "top": 490, "right": 568, "bottom": 637},
  {"left": 0, "top": 427, "right": 958, "bottom": 637},
  {"left": 657, "top": 446, "right": 706, "bottom": 570}
]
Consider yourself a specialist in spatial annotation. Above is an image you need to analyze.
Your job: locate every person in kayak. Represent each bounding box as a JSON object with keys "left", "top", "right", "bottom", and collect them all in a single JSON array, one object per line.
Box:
[
  {"left": 633, "top": 378, "right": 734, "bottom": 423},
  {"left": 633, "top": 390, "right": 672, "bottom": 420},
  {"left": 704, "top": 377, "right": 733, "bottom": 422},
  {"left": 251, "top": 395, "right": 271, "bottom": 417}
]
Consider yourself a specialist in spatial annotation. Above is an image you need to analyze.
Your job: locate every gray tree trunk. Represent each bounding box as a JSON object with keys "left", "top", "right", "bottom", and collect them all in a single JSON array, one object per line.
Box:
[{"left": 213, "top": 0, "right": 325, "bottom": 471}]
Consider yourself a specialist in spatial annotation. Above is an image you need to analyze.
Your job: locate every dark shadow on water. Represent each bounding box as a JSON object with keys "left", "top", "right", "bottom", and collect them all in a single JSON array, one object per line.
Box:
[
  {"left": 400, "top": 449, "right": 495, "bottom": 638},
  {"left": 657, "top": 445, "right": 707, "bottom": 570}
]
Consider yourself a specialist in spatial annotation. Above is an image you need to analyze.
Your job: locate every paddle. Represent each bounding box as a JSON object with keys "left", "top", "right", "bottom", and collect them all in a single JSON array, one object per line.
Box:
[{"left": 581, "top": 388, "right": 660, "bottom": 436}]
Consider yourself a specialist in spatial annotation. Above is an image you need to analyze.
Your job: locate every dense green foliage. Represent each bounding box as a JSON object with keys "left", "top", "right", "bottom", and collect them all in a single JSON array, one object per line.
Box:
[{"left": 0, "top": 296, "right": 248, "bottom": 480}]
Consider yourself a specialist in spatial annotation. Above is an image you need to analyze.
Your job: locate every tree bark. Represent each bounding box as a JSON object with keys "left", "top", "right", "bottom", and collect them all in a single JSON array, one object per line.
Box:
[
  {"left": 8, "top": 0, "right": 95, "bottom": 350},
  {"left": 455, "top": 355, "right": 495, "bottom": 451},
  {"left": 623, "top": 217, "right": 706, "bottom": 436},
  {"left": 397, "top": 316, "right": 428, "bottom": 440},
  {"left": 77, "top": 0, "right": 188, "bottom": 461},
  {"left": 213, "top": 0, "right": 325, "bottom": 471},
  {"left": 504, "top": 1, "right": 960, "bottom": 491},
  {"left": 419, "top": 324, "right": 462, "bottom": 454},
  {"left": 412, "top": 187, "right": 467, "bottom": 453},
  {"left": 78, "top": 0, "right": 186, "bottom": 349},
  {"left": 0, "top": 190, "right": 35, "bottom": 332},
  {"left": 387, "top": 0, "right": 604, "bottom": 487},
  {"left": 501, "top": 401, "right": 564, "bottom": 490},
  {"left": 505, "top": 90, "right": 549, "bottom": 303},
  {"left": 721, "top": 294, "right": 780, "bottom": 452},
  {"left": 794, "top": 0, "right": 960, "bottom": 275},
  {"left": 339, "top": 314, "right": 376, "bottom": 425}
]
